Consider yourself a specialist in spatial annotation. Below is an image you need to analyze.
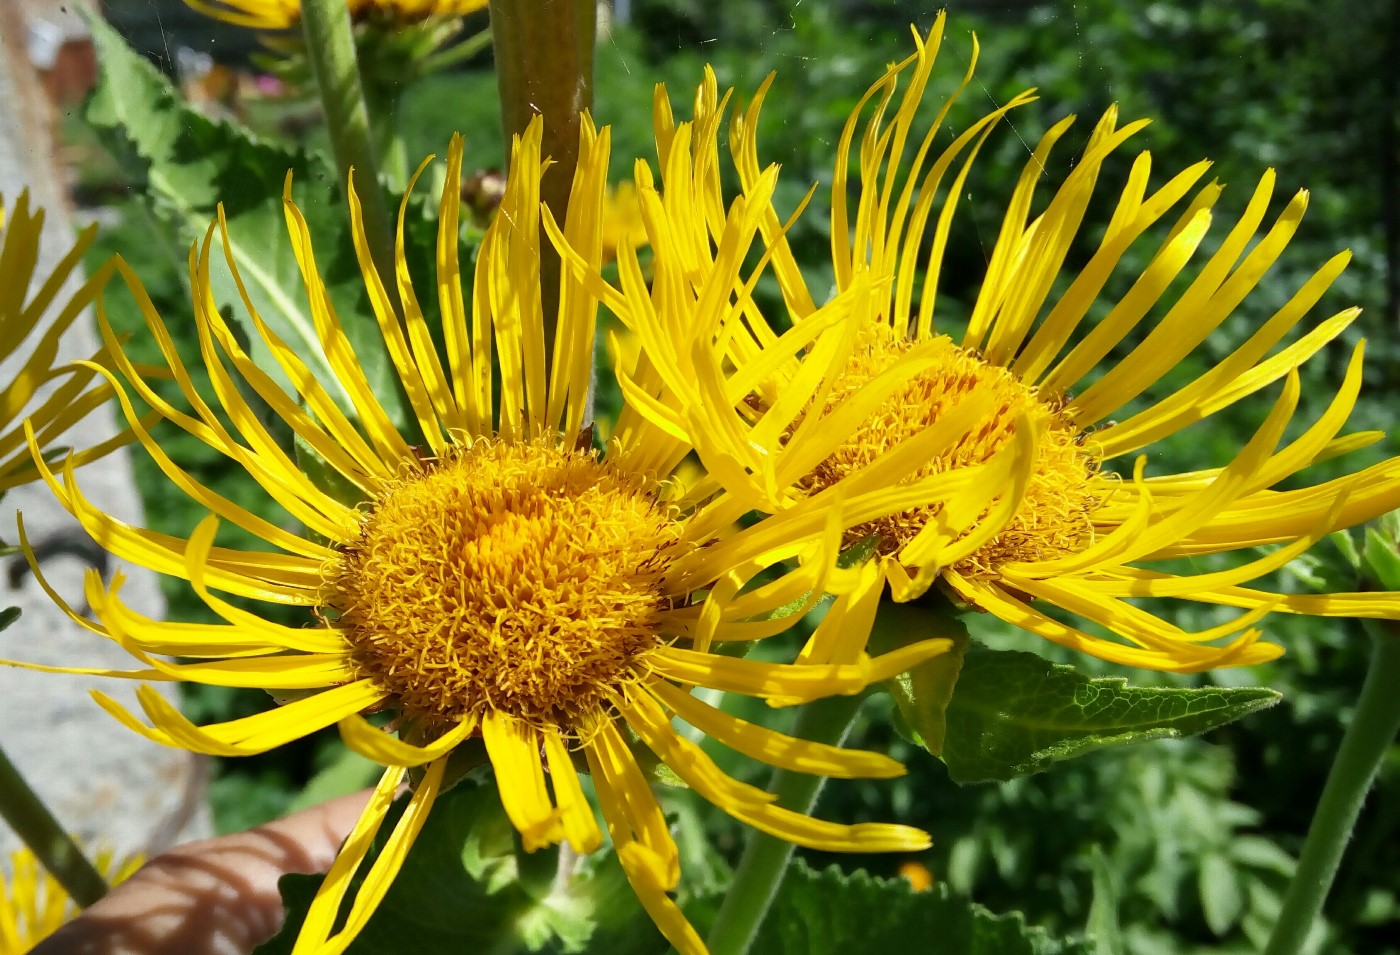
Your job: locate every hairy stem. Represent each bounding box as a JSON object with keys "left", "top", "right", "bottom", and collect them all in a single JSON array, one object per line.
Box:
[
  {"left": 1263, "top": 622, "right": 1400, "bottom": 955},
  {"left": 705, "top": 693, "right": 865, "bottom": 955},
  {"left": 487, "top": 0, "right": 595, "bottom": 356},
  {"left": 299, "top": 0, "right": 398, "bottom": 306},
  {"left": 0, "top": 744, "right": 108, "bottom": 907}
]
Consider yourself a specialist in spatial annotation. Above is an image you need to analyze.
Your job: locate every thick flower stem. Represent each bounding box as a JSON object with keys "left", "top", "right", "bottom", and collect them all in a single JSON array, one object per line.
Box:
[
  {"left": 1263, "top": 623, "right": 1400, "bottom": 955},
  {"left": 299, "top": 0, "right": 398, "bottom": 306},
  {"left": 0, "top": 744, "right": 107, "bottom": 907},
  {"left": 705, "top": 693, "right": 866, "bottom": 955},
  {"left": 363, "top": 84, "right": 407, "bottom": 192},
  {"left": 487, "top": 0, "right": 595, "bottom": 353}
]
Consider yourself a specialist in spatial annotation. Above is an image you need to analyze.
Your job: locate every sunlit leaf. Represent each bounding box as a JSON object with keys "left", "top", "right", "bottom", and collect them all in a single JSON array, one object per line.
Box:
[
  {"left": 82, "top": 12, "right": 408, "bottom": 431},
  {"left": 939, "top": 647, "right": 1281, "bottom": 784}
]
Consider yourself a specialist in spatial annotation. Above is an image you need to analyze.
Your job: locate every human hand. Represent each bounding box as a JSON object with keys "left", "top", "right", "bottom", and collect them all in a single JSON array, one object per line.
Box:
[{"left": 31, "top": 789, "right": 373, "bottom": 955}]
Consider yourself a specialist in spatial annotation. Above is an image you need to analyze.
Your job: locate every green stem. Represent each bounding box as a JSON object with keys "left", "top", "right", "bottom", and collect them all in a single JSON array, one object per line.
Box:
[
  {"left": 364, "top": 84, "right": 408, "bottom": 192},
  {"left": 1263, "top": 623, "right": 1400, "bottom": 955},
  {"left": 487, "top": 0, "right": 596, "bottom": 355},
  {"left": 0, "top": 745, "right": 108, "bottom": 907},
  {"left": 299, "top": 0, "right": 398, "bottom": 306},
  {"left": 705, "top": 693, "right": 866, "bottom": 955}
]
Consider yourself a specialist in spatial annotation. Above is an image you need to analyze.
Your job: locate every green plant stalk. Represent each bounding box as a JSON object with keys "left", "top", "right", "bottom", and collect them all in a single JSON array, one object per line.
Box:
[
  {"left": 299, "top": 0, "right": 398, "bottom": 307},
  {"left": 487, "top": 0, "right": 596, "bottom": 355},
  {"left": 363, "top": 82, "right": 408, "bottom": 192},
  {"left": 1263, "top": 622, "right": 1400, "bottom": 955},
  {"left": 0, "top": 744, "right": 108, "bottom": 907},
  {"left": 705, "top": 693, "right": 865, "bottom": 955}
]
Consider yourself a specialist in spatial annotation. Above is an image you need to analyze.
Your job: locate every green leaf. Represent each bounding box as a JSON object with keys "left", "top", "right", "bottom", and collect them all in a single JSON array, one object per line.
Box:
[
  {"left": 1362, "top": 520, "right": 1400, "bottom": 591},
  {"left": 255, "top": 779, "right": 640, "bottom": 955},
  {"left": 294, "top": 433, "right": 373, "bottom": 510},
  {"left": 0, "top": 606, "right": 20, "bottom": 633},
  {"left": 1199, "top": 852, "right": 1244, "bottom": 936},
  {"left": 1086, "top": 847, "right": 1124, "bottom": 955},
  {"left": 81, "top": 12, "right": 409, "bottom": 432},
  {"left": 939, "top": 647, "right": 1281, "bottom": 784},
  {"left": 872, "top": 600, "right": 970, "bottom": 755},
  {"left": 747, "top": 859, "right": 1091, "bottom": 955}
]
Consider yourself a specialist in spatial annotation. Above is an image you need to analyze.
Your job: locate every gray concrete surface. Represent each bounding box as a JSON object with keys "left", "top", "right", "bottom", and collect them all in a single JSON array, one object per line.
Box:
[{"left": 1, "top": 1, "right": 210, "bottom": 867}]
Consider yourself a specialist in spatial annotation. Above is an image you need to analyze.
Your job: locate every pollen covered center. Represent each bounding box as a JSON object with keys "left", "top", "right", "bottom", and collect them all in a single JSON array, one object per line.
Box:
[
  {"left": 327, "top": 438, "right": 682, "bottom": 729},
  {"left": 801, "top": 333, "right": 1102, "bottom": 575}
]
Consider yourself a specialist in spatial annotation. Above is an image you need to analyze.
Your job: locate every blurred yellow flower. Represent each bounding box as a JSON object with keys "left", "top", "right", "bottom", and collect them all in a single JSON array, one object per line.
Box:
[
  {"left": 587, "top": 16, "right": 1400, "bottom": 673},
  {"left": 0, "top": 845, "right": 139, "bottom": 953},
  {"left": 601, "top": 181, "right": 646, "bottom": 264},
  {"left": 14, "top": 119, "right": 946, "bottom": 953},
  {"left": 0, "top": 192, "right": 122, "bottom": 493},
  {"left": 184, "top": 0, "right": 487, "bottom": 31}
]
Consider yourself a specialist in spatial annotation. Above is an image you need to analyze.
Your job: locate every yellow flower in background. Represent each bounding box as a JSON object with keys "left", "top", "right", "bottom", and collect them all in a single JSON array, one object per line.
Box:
[
  {"left": 588, "top": 16, "right": 1400, "bottom": 674},
  {"left": 0, "top": 193, "right": 124, "bottom": 493},
  {"left": 184, "top": 0, "right": 487, "bottom": 31},
  {"left": 601, "top": 181, "right": 646, "bottom": 264},
  {"left": 14, "top": 118, "right": 947, "bottom": 954},
  {"left": 0, "top": 845, "right": 139, "bottom": 953}
]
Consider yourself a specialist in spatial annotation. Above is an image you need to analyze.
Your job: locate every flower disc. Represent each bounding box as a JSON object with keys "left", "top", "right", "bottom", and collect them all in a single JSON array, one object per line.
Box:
[
  {"left": 328, "top": 438, "right": 683, "bottom": 729},
  {"left": 802, "top": 333, "right": 1103, "bottom": 575}
]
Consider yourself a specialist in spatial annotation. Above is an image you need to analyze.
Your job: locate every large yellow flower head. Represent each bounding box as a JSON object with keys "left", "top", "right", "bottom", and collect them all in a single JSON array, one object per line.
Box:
[
  {"left": 17, "top": 118, "right": 948, "bottom": 953},
  {"left": 184, "top": 0, "right": 487, "bottom": 31},
  {"left": 588, "top": 16, "right": 1400, "bottom": 674},
  {"left": 0, "top": 193, "right": 123, "bottom": 493},
  {"left": 0, "top": 845, "right": 139, "bottom": 953}
]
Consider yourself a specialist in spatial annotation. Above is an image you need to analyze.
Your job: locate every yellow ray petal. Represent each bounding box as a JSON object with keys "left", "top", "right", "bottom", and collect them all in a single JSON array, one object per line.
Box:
[
  {"left": 621, "top": 689, "right": 929, "bottom": 853},
  {"left": 339, "top": 713, "right": 479, "bottom": 768},
  {"left": 292, "top": 766, "right": 404, "bottom": 954},
  {"left": 650, "top": 640, "right": 948, "bottom": 704},
  {"left": 649, "top": 680, "right": 904, "bottom": 779},
  {"left": 320, "top": 759, "right": 445, "bottom": 955},
  {"left": 93, "top": 680, "right": 385, "bottom": 757},
  {"left": 541, "top": 728, "right": 603, "bottom": 854},
  {"left": 481, "top": 711, "right": 564, "bottom": 851},
  {"left": 584, "top": 719, "right": 680, "bottom": 887}
]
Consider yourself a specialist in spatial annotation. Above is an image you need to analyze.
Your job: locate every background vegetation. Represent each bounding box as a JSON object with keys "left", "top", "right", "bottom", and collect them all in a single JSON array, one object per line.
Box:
[{"left": 76, "top": 1, "right": 1399, "bottom": 952}]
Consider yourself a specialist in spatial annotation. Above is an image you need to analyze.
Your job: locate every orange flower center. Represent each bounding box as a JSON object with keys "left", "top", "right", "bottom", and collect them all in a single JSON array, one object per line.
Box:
[
  {"left": 801, "top": 333, "right": 1102, "bottom": 576},
  {"left": 327, "top": 438, "right": 681, "bottom": 729}
]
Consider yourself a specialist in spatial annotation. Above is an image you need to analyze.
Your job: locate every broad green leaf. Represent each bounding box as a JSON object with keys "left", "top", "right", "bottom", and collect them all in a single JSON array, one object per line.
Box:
[
  {"left": 255, "top": 780, "right": 638, "bottom": 955},
  {"left": 872, "top": 600, "right": 970, "bottom": 755},
  {"left": 939, "top": 647, "right": 1281, "bottom": 784},
  {"left": 746, "top": 859, "right": 1092, "bottom": 955},
  {"left": 0, "top": 606, "right": 19, "bottom": 633},
  {"left": 81, "top": 12, "right": 408, "bottom": 432}
]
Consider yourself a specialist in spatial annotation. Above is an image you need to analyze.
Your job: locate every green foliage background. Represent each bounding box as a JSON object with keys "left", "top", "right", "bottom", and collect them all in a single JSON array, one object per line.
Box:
[{"left": 76, "top": 0, "right": 1399, "bottom": 952}]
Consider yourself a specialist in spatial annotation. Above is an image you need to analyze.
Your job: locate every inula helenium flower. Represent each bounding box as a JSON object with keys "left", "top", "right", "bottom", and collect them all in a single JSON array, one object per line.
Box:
[
  {"left": 15, "top": 120, "right": 946, "bottom": 954},
  {"left": 0, "top": 192, "right": 124, "bottom": 493},
  {"left": 184, "top": 0, "right": 487, "bottom": 31},
  {"left": 590, "top": 17, "right": 1400, "bottom": 673}
]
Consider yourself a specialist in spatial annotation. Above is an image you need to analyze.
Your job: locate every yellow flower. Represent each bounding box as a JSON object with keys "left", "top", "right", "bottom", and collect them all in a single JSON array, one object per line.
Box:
[
  {"left": 601, "top": 181, "right": 647, "bottom": 264},
  {"left": 587, "top": 17, "right": 1400, "bottom": 674},
  {"left": 0, "top": 845, "right": 140, "bottom": 953},
  {"left": 0, "top": 192, "right": 123, "bottom": 493},
  {"left": 184, "top": 0, "right": 487, "bottom": 31},
  {"left": 16, "top": 119, "right": 946, "bottom": 954}
]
